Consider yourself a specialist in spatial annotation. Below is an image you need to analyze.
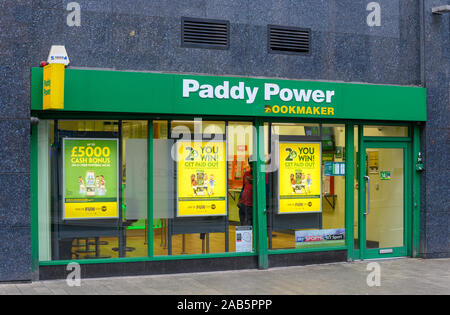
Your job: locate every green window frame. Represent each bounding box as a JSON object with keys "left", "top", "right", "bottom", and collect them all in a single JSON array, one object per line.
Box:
[{"left": 30, "top": 115, "right": 421, "bottom": 270}]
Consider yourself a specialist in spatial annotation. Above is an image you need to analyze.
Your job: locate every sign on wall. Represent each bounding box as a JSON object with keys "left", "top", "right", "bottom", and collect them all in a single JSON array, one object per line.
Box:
[
  {"left": 295, "top": 228, "right": 345, "bottom": 248},
  {"left": 63, "top": 138, "right": 119, "bottom": 220},
  {"left": 31, "top": 68, "right": 427, "bottom": 122},
  {"left": 176, "top": 140, "right": 227, "bottom": 217},
  {"left": 278, "top": 142, "right": 322, "bottom": 214},
  {"left": 42, "top": 63, "right": 65, "bottom": 110}
]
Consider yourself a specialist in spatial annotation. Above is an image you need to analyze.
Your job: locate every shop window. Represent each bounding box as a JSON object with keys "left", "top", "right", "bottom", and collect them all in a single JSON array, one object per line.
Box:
[
  {"left": 363, "top": 126, "right": 408, "bottom": 137},
  {"left": 265, "top": 123, "right": 346, "bottom": 250},
  {"left": 37, "top": 120, "right": 148, "bottom": 261},
  {"left": 153, "top": 120, "right": 255, "bottom": 256}
]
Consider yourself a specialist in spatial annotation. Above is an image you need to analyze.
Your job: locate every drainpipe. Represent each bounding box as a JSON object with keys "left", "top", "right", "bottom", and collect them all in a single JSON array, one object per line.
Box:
[
  {"left": 419, "top": 0, "right": 426, "bottom": 87},
  {"left": 417, "top": 0, "right": 426, "bottom": 257}
]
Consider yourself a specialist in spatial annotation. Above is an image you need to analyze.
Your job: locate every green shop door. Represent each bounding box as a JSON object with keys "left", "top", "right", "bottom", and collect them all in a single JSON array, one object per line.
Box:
[{"left": 359, "top": 142, "right": 410, "bottom": 259}]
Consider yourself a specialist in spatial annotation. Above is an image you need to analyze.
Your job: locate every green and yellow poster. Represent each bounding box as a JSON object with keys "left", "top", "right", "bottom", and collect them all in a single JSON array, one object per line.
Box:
[
  {"left": 177, "top": 140, "right": 227, "bottom": 217},
  {"left": 278, "top": 142, "right": 322, "bottom": 214},
  {"left": 63, "top": 138, "right": 119, "bottom": 220}
]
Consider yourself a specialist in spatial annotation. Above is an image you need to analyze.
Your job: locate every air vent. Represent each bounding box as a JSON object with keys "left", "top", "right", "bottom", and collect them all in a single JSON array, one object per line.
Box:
[
  {"left": 182, "top": 17, "right": 229, "bottom": 50},
  {"left": 268, "top": 25, "right": 311, "bottom": 55}
]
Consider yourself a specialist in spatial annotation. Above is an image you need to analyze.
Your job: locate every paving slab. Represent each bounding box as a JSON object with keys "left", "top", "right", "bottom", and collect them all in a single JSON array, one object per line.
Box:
[{"left": 0, "top": 258, "right": 448, "bottom": 295}]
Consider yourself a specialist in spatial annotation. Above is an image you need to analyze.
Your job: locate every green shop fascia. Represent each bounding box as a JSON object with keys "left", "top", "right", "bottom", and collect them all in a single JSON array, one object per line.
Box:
[{"left": 30, "top": 67, "right": 426, "bottom": 273}]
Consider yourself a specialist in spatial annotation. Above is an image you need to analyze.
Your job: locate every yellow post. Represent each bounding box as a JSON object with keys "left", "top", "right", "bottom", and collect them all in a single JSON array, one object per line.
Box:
[{"left": 43, "top": 63, "right": 65, "bottom": 110}]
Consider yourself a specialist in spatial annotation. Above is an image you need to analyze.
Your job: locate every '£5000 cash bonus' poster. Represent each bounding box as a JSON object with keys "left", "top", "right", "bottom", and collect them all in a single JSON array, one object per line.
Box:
[
  {"left": 63, "top": 138, "right": 119, "bottom": 220},
  {"left": 177, "top": 140, "right": 227, "bottom": 217},
  {"left": 278, "top": 142, "right": 322, "bottom": 214}
]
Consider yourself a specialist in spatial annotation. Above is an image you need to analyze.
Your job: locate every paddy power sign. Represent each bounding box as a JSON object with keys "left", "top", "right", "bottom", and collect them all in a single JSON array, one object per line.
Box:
[
  {"left": 63, "top": 138, "right": 119, "bottom": 220},
  {"left": 32, "top": 68, "right": 426, "bottom": 121},
  {"left": 183, "top": 79, "right": 336, "bottom": 117},
  {"left": 176, "top": 140, "right": 227, "bottom": 217},
  {"left": 278, "top": 142, "right": 322, "bottom": 214}
]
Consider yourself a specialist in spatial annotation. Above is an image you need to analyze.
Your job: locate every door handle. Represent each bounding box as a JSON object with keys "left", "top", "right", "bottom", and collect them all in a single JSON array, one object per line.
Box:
[{"left": 364, "top": 175, "right": 370, "bottom": 215}]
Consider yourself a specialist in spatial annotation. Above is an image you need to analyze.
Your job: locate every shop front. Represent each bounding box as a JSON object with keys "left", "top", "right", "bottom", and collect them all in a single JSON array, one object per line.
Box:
[{"left": 30, "top": 67, "right": 426, "bottom": 279}]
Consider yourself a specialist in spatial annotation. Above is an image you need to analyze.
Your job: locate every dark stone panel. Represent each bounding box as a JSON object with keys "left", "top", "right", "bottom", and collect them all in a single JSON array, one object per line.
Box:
[
  {"left": 425, "top": 74, "right": 450, "bottom": 129},
  {"left": 327, "top": 33, "right": 371, "bottom": 83},
  {"left": 39, "top": 256, "right": 259, "bottom": 280},
  {"left": 111, "top": 0, "right": 206, "bottom": 19},
  {"left": 268, "top": 250, "right": 347, "bottom": 268},
  {"left": 423, "top": 128, "right": 450, "bottom": 171},
  {"left": 0, "top": 173, "right": 30, "bottom": 228},
  {"left": 205, "top": 0, "right": 250, "bottom": 24},
  {"left": 30, "top": 8, "right": 114, "bottom": 69},
  {"left": 424, "top": 221, "right": 450, "bottom": 255},
  {"left": 0, "top": 227, "right": 31, "bottom": 282},
  {"left": 424, "top": 168, "right": 450, "bottom": 214},
  {"left": 421, "top": 0, "right": 449, "bottom": 258},
  {"left": 0, "top": 120, "right": 30, "bottom": 174},
  {"left": 110, "top": 14, "right": 170, "bottom": 72}
]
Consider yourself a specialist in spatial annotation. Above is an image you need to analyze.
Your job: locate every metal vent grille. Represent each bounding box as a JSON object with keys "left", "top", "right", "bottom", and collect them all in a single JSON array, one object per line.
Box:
[
  {"left": 182, "top": 17, "right": 229, "bottom": 50},
  {"left": 268, "top": 25, "right": 311, "bottom": 55}
]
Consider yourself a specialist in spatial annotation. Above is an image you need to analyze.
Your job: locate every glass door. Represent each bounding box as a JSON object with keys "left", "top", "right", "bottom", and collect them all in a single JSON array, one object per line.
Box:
[{"left": 359, "top": 142, "right": 410, "bottom": 259}]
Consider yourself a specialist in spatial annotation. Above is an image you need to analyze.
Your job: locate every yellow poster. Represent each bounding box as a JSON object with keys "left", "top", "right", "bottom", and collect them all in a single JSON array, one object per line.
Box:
[
  {"left": 278, "top": 142, "right": 322, "bottom": 213},
  {"left": 177, "top": 140, "right": 227, "bottom": 217}
]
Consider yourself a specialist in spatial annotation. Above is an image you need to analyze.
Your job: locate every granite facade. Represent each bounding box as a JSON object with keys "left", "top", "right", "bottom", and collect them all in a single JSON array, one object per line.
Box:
[{"left": 0, "top": 0, "right": 448, "bottom": 281}]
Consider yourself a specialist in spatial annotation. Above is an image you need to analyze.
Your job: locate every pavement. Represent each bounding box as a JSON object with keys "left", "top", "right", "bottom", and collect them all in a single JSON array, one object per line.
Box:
[{"left": 0, "top": 258, "right": 448, "bottom": 295}]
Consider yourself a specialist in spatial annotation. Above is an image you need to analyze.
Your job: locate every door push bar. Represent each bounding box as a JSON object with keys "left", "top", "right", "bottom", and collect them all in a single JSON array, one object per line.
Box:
[{"left": 364, "top": 175, "right": 370, "bottom": 215}]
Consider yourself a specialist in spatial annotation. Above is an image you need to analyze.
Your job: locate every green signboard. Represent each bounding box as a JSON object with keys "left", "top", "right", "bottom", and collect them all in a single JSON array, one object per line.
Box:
[
  {"left": 63, "top": 138, "right": 119, "bottom": 220},
  {"left": 31, "top": 68, "right": 426, "bottom": 121}
]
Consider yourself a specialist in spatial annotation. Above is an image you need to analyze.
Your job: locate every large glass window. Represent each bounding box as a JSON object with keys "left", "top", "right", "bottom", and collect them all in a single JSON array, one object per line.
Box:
[
  {"left": 265, "top": 123, "right": 346, "bottom": 250},
  {"left": 363, "top": 126, "right": 408, "bottom": 137},
  {"left": 152, "top": 119, "right": 256, "bottom": 256},
  {"left": 37, "top": 120, "right": 148, "bottom": 261},
  {"left": 37, "top": 118, "right": 350, "bottom": 262}
]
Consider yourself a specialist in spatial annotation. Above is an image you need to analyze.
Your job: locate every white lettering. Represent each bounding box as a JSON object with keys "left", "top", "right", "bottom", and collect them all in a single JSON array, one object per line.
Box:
[
  {"left": 326, "top": 90, "right": 335, "bottom": 103},
  {"left": 66, "top": 2, "right": 81, "bottom": 27},
  {"left": 183, "top": 79, "right": 199, "bottom": 97},
  {"left": 366, "top": 262, "right": 381, "bottom": 287},
  {"left": 367, "top": 2, "right": 381, "bottom": 27},
  {"left": 280, "top": 88, "right": 293, "bottom": 101},
  {"left": 312, "top": 90, "right": 325, "bottom": 103},
  {"left": 246, "top": 86, "right": 259, "bottom": 104},
  {"left": 66, "top": 262, "right": 81, "bottom": 287},
  {"left": 264, "top": 83, "right": 279, "bottom": 101},
  {"left": 215, "top": 81, "right": 229, "bottom": 99},
  {"left": 230, "top": 82, "right": 245, "bottom": 100},
  {"left": 293, "top": 89, "right": 312, "bottom": 102},
  {"left": 199, "top": 84, "right": 214, "bottom": 98}
]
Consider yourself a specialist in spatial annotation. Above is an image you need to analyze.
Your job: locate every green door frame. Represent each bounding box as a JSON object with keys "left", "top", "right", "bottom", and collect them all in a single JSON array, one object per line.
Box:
[{"left": 358, "top": 137, "right": 412, "bottom": 260}]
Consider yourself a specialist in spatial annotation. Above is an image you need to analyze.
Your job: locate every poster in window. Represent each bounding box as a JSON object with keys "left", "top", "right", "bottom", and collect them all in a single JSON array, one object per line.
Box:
[
  {"left": 278, "top": 142, "right": 322, "bottom": 214},
  {"left": 63, "top": 138, "right": 119, "bottom": 220},
  {"left": 176, "top": 140, "right": 227, "bottom": 217}
]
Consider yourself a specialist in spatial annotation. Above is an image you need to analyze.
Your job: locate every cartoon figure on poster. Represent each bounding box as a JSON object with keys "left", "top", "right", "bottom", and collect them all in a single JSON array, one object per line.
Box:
[
  {"left": 290, "top": 171, "right": 311, "bottom": 194},
  {"left": 78, "top": 176, "right": 86, "bottom": 194},
  {"left": 77, "top": 172, "right": 107, "bottom": 196},
  {"left": 209, "top": 174, "right": 215, "bottom": 195},
  {"left": 306, "top": 174, "right": 312, "bottom": 193}
]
